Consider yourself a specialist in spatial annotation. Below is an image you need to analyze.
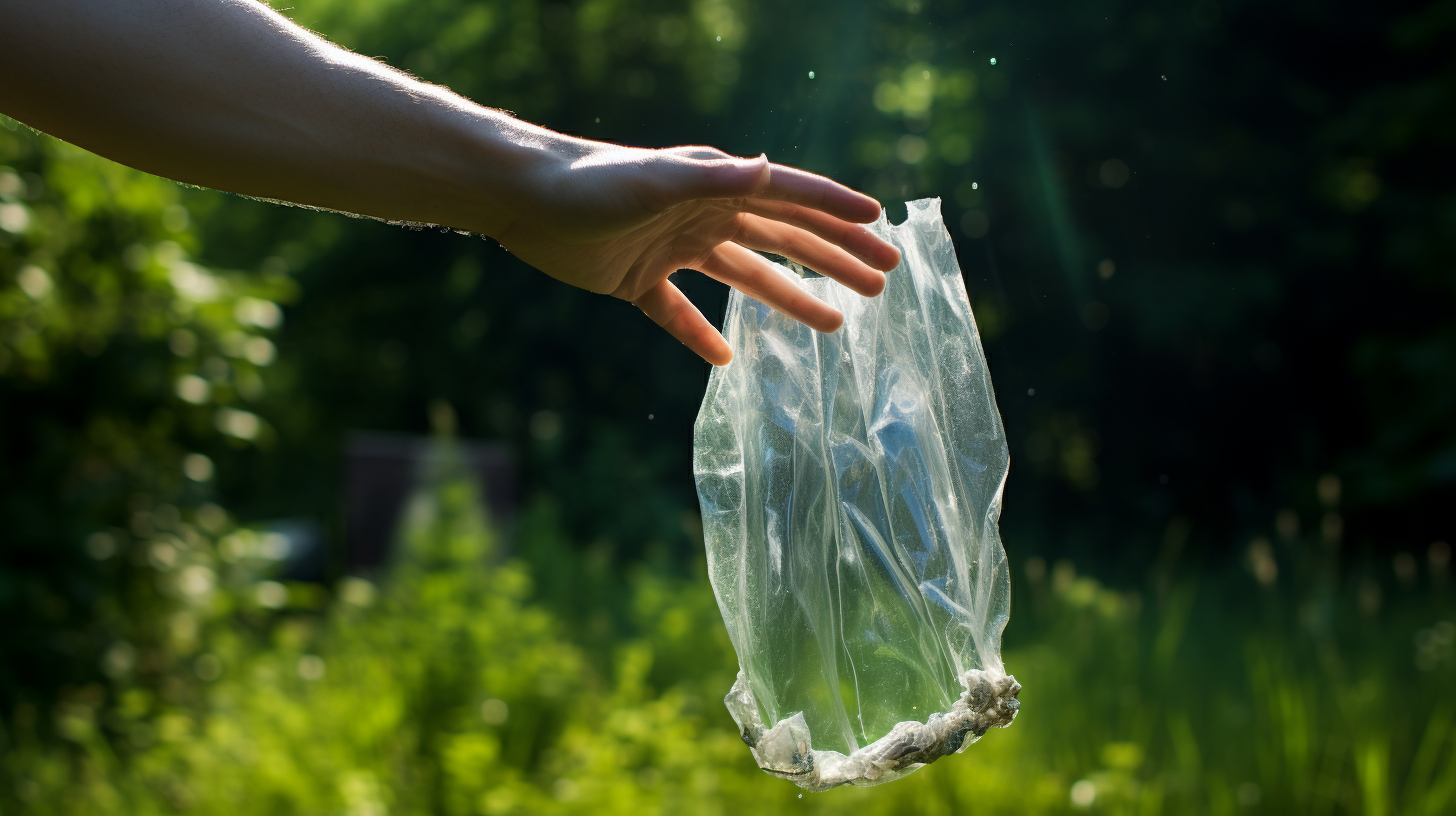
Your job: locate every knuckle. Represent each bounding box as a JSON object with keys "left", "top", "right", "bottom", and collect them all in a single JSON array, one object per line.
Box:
[{"left": 731, "top": 211, "right": 755, "bottom": 240}]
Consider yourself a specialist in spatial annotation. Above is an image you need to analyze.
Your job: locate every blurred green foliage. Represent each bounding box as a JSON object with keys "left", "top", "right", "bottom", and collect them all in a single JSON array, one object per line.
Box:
[
  {"left": 3, "top": 456, "right": 1453, "bottom": 814},
  {"left": 169, "top": 0, "right": 1456, "bottom": 573},
  {"left": 4, "top": 0, "right": 1456, "bottom": 812},
  {"left": 1, "top": 117, "right": 294, "bottom": 717}
]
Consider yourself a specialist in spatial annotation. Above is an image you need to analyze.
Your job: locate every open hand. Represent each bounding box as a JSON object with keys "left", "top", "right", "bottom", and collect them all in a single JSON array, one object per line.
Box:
[{"left": 496, "top": 144, "right": 901, "bottom": 366}]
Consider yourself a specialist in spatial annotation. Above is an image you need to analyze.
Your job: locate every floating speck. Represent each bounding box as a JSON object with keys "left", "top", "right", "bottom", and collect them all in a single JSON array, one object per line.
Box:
[
  {"left": 972, "top": 182, "right": 979, "bottom": 190},
  {"left": 990, "top": 57, "right": 997, "bottom": 65},
  {"left": 808, "top": 70, "right": 815, "bottom": 79},
  {"left": 716, "top": 35, "right": 722, "bottom": 41},
  {"left": 1161, "top": 75, "right": 1168, "bottom": 81}
]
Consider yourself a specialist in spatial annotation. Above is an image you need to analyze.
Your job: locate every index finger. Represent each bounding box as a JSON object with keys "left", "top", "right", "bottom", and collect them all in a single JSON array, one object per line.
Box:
[{"left": 757, "top": 163, "right": 884, "bottom": 224}]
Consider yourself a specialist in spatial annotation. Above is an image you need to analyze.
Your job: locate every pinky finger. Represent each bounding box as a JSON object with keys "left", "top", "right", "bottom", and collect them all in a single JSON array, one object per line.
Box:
[{"left": 634, "top": 278, "right": 733, "bottom": 366}]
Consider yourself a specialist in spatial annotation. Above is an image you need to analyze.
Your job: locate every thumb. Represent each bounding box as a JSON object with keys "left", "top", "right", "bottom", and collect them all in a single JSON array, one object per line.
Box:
[{"left": 643, "top": 153, "right": 770, "bottom": 210}]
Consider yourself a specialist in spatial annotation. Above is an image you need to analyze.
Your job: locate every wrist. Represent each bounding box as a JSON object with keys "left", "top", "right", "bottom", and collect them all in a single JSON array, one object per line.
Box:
[{"left": 421, "top": 105, "right": 577, "bottom": 239}]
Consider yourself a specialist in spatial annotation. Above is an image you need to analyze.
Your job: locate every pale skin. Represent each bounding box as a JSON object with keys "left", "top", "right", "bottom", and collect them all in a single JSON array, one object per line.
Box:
[{"left": 0, "top": 0, "right": 901, "bottom": 366}]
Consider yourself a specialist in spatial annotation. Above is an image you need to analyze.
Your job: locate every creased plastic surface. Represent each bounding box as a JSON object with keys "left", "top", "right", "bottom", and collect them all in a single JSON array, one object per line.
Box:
[{"left": 693, "top": 198, "right": 1019, "bottom": 790}]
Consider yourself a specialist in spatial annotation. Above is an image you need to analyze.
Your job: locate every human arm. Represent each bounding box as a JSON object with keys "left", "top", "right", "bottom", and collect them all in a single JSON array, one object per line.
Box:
[{"left": 0, "top": 0, "right": 900, "bottom": 364}]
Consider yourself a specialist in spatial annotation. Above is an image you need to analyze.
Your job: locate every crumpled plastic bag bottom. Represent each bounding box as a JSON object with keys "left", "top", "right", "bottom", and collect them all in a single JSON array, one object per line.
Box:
[{"left": 725, "top": 669, "right": 1020, "bottom": 791}]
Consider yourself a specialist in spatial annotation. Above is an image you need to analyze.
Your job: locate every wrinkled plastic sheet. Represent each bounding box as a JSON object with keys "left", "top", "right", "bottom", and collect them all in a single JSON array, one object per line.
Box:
[{"left": 693, "top": 199, "right": 1019, "bottom": 791}]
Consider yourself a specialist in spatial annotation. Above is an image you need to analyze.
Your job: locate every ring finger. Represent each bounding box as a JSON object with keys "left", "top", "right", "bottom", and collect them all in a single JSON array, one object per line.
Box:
[{"left": 697, "top": 242, "right": 844, "bottom": 333}]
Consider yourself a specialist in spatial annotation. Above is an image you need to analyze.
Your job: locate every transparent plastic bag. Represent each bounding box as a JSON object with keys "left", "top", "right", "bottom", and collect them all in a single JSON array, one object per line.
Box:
[{"left": 693, "top": 198, "right": 1020, "bottom": 791}]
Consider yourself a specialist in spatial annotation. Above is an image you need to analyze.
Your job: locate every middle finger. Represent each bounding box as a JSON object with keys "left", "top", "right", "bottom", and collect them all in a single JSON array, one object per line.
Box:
[
  {"left": 732, "top": 213, "right": 887, "bottom": 297},
  {"left": 742, "top": 199, "right": 902, "bottom": 271}
]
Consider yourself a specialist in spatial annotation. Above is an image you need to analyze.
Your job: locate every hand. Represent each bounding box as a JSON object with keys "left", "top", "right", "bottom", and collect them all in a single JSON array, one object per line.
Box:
[{"left": 497, "top": 143, "right": 901, "bottom": 366}]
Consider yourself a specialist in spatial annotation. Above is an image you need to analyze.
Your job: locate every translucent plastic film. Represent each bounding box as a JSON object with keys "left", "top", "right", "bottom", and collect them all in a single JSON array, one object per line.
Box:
[{"left": 693, "top": 199, "right": 1020, "bottom": 791}]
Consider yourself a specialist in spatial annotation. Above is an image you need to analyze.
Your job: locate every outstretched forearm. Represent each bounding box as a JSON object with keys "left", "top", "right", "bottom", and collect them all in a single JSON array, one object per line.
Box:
[
  {"left": 1, "top": 0, "right": 901, "bottom": 365},
  {"left": 0, "top": 0, "right": 557, "bottom": 237}
]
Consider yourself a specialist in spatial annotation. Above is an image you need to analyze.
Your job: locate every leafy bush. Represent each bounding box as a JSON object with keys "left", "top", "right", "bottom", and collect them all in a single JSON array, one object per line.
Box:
[
  {"left": 3, "top": 447, "right": 1452, "bottom": 814},
  {"left": 1, "top": 115, "right": 292, "bottom": 719}
]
